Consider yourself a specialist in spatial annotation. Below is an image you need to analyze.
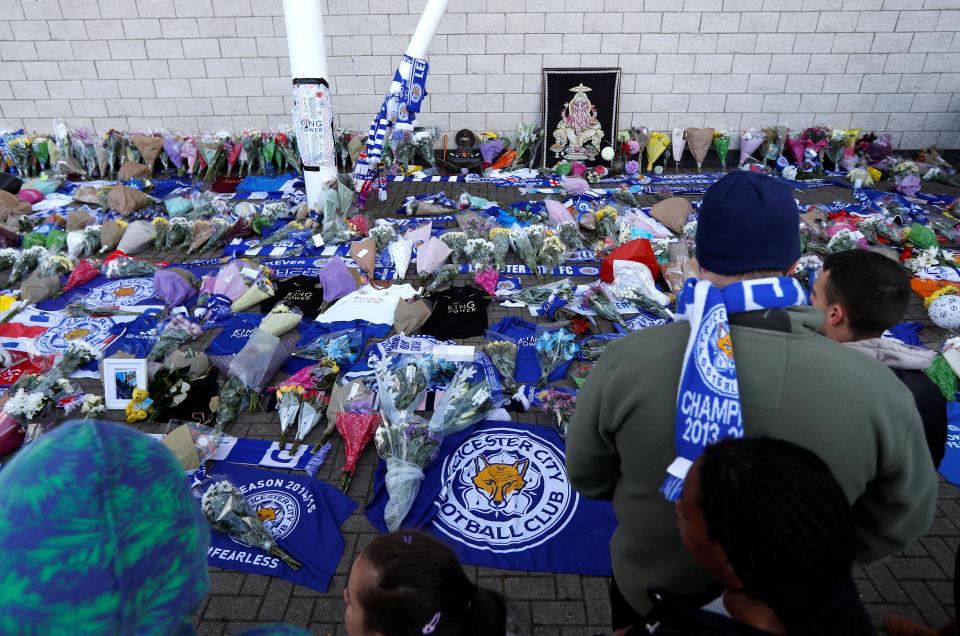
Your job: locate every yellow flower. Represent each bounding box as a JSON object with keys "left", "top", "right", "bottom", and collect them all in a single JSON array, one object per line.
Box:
[
  {"left": 0, "top": 295, "right": 16, "bottom": 312},
  {"left": 867, "top": 167, "right": 882, "bottom": 183},
  {"left": 924, "top": 286, "right": 959, "bottom": 310},
  {"left": 596, "top": 206, "right": 618, "bottom": 221},
  {"left": 116, "top": 219, "right": 129, "bottom": 229},
  {"left": 489, "top": 227, "right": 511, "bottom": 239}
]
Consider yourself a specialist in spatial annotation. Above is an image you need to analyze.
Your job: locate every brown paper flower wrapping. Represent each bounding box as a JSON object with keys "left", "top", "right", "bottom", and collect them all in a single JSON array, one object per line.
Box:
[
  {"left": 117, "top": 162, "right": 151, "bottom": 181},
  {"left": 117, "top": 220, "right": 157, "bottom": 255},
  {"left": 349, "top": 237, "right": 377, "bottom": 279},
  {"left": 131, "top": 134, "right": 163, "bottom": 171},
  {"left": 188, "top": 220, "right": 214, "bottom": 253},
  {"left": 72, "top": 186, "right": 101, "bottom": 205},
  {"left": 21, "top": 271, "right": 61, "bottom": 304},
  {"left": 100, "top": 219, "right": 127, "bottom": 252},
  {"left": 66, "top": 209, "right": 95, "bottom": 232},
  {"left": 394, "top": 298, "right": 432, "bottom": 335},
  {"left": 0, "top": 190, "right": 31, "bottom": 227},
  {"left": 684, "top": 128, "right": 715, "bottom": 168},
  {"left": 106, "top": 185, "right": 151, "bottom": 215},
  {"left": 650, "top": 197, "right": 694, "bottom": 234}
]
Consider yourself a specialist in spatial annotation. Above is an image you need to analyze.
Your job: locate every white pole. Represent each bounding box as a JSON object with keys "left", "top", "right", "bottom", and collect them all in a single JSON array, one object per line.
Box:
[
  {"left": 283, "top": 0, "right": 337, "bottom": 213},
  {"left": 390, "top": 0, "right": 449, "bottom": 131}
]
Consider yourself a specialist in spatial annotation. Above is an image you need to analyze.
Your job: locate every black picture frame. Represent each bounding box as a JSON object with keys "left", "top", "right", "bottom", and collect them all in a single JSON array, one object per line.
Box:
[{"left": 541, "top": 67, "right": 621, "bottom": 168}]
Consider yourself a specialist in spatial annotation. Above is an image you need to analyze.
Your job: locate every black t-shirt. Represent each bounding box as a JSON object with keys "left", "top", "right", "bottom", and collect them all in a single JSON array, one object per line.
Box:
[
  {"left": 264, "top": 276, "right": 325, "bottom": 317},
  {"left": 420, "top": 285, "right": 489, "bottom": 340}
]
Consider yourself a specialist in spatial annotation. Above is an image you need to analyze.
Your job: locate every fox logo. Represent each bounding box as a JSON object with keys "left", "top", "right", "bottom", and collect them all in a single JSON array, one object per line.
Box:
[
  {"left": 715, "top": 324, "right": 733, "bottom": 360},
  {"left": 472, "top": 456, "right": 529, "bottom": 509},
  {"left": 257, "top": 507, "right": 278, "bottom": 523}
]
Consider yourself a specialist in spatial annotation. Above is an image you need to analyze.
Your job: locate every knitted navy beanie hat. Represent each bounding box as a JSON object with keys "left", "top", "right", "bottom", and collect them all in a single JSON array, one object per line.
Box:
[{"left": 695, "top": 170, "right": 801, "bottom": 276}]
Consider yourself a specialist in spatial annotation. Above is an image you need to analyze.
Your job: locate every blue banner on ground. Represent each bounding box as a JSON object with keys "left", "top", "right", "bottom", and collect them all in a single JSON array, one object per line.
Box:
[
  {"left": 939, "top": 402, "right": 960, "bottom": 487},
  {"left": 205, "top": 462, "right": 356, "bottom": 593},
  {"left": 367, "top": 421, "right": 616, "bottom": 576}
]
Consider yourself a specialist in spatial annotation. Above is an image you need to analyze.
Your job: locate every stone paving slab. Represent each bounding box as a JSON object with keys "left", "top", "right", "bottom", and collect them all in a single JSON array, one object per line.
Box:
[{"left": 82, "top": 173, "right": 960, "bottom": 634}]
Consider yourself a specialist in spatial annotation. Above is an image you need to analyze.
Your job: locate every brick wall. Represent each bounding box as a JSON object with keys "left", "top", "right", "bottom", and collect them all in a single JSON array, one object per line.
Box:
[{"left": 0, "top": 0, "right": 958, "bottom": 148}]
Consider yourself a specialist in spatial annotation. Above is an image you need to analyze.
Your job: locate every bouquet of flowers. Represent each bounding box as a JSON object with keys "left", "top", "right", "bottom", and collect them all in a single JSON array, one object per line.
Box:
[
  {"left": 8, "top": 246, "right": 47, "bottom": 286},
  {"left": 457, "top": 212, "right": 495, "bottom": 240},
  {"left": 581, "top": 283, "right": 626, "bottom": 326},
  {"left": 594, "top": 206, "right": 619, "bottom": 239},
  {"left": 539, "top": 234, "right": 566, "bottom": 271},
  {"left": 712, "top": 130, "right": 730, "bottom": 170},
  {"left": 428, "top": 354, "right": 505, "bottom": 435},
  {"left": 740, "top": 128, "right": 766, "bottom": 165},
  {"left": 147, "top": 315, "right": 203, "bottom": 362},
  {"left": 464, "top": 238, "right": 496, "bottom": 270},
  {"left": 489, "top": 228, "right": 512, "bottom": 269},
  {"left": 525, "top": 224, "right": 547, "bottom": 257},
  {"left": 201, "top": 217, "right": 233, "bottom": 253},
  {"left": 614, "top": 284, "right": 675, "bottom": 321},
  {"left": 375, "top": 415, "right": 442, "bottom": 531},
  {"left": 537, "top": 388, "right": 577, "bottom": 438},
  {"left": 227, "top": 328, "right": 294, "bottom": 411},
  {"left": 259, "top": 303, "right": 302, "bottom": 337},
  {"left": 513, "top": 122, "right": 544, "bottom": 169},
  {"left": 335, "top": 389, "right": 381, "bottom": 491},
  {"left": 484, "top": 333, "right": 518, "bottom": 390},
  {"left": 290, "top": 389, "right": 325, "bottom": 452},
  {"left": 294, "top": 328, "right": 363, "bottom": 365},
  {"left": 419, "top": 265, "right": 459, "bottom": 295},
  {"left": 369, "top": 224, "right": 398, "bottom": 252},
  {"left": 275, "top": 384, "right": 302, "bottom": 448},
  {"left": 646, "top": 131, "right": 671, "bottom": 172},
  {"left": 104, "top": 255, "right": 160, "bottom": 279},
  {"left": 163, "top": 217, "right": 192, "bottom": 251},
  {"left": 826, "top": 228, "right": 861, "bottom": 253},
  {"left": 514, "top": 278, "right": 574, "bottom": 307},
  {"left": 67, "top": 225, "right": 101, "bottom": 258},
  {"left": 62, "top": 258, "right": 101, "bottom": 292},
  {"left": 535, "top": 327, "right": 579, "bottom": 386},
  {"left": 557, "top": 220, "right": 584, "bottom": 250},
  {"left": 440, "top": 231, "right": 468, "bottom": 264},
  {"left": 858, "top": 215, "right": 902, "bottom": 246},
  {"left": 201, "top": 478, "right": 302, "bottom": 570},
  {"left": 510, "top": 227, "right": 542, "bottom": 281},
  {"left": 3, "top": 386, "right": 54, "bottom": 444},
  {"left": 376, "top": 354, "right": 432, "bottom": 418}
]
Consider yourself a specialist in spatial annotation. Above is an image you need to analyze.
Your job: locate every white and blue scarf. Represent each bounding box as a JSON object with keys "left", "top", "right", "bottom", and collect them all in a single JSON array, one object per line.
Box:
[{"left": 661, "top": 276, "right": 808, "bottom": 501}]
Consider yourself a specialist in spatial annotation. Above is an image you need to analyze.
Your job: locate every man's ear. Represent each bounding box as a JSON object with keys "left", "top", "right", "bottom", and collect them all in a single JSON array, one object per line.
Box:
[{"left": 825, "top": 302, "right": 845, "bottom": 326}]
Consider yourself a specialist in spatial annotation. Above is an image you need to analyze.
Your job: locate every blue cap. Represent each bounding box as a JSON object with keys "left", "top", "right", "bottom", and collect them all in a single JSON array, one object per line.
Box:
[{"left": 695, "top": 171, "right": 801, "bottom": 276}]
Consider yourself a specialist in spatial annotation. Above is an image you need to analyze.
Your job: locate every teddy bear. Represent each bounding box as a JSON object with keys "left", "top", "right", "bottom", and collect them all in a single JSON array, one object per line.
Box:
[{"left": 125, "top": 388, "right": 154, "bottom": 423}]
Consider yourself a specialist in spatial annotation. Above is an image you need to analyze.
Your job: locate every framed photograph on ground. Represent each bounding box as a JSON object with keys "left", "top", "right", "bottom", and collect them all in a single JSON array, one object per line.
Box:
[
  {"left": 541, "top": 67, "right": 621, "bottom": 169},
  {"left": 103, "top": 358, "right": 148, "bottom": 410}
]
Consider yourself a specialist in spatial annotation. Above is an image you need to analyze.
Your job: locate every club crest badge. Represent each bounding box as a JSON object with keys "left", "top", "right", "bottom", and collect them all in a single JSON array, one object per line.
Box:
[
  {"left": 85, "top": 278, "right": 156, "bottom": 307},
  {"left": 694, "top": 305, "right": 738, "bottom": 399},
  {"left": 433, "top": 428, "right": 578, "bottom": 552},
  {"left": 246, "top": 489, "right": 300, "bottom": 541},
  {"left": 34, "top": 316, "right": 115, "bottom": 355}
]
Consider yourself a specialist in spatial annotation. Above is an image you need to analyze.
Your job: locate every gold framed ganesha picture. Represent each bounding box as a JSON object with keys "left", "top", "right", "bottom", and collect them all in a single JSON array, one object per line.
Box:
[{"left": 541, "top": 67, "right": 621, "bottom": 168}]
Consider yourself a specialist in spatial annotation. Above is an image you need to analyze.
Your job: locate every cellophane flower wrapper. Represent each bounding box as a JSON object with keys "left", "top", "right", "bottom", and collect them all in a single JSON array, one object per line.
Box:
[
  {"left": 581, "top": 282, "right": 626, "bottom": 325},
  {"left": 67, "top": 225, "right": 102, "bottom": 259},
  {"left": 473, "top": 267, "right": 499, "bottom": 296},
  {"left": 229, "top": 328, "right": 295, "bottom": 400},
  {"left": 258, "top": 303, "right": 303, "bottom": 337},
  {"left": 369, "top": 224, "right": 398, "bottom": 252},
  {"left": 484, "top": 332, "right": 519, "bottom": 389},
  {"left": 62, "top": 258, "right": 101, "bottom": 292},
  {"left": 539, "top": 234, "right": 566, "bottom": 272},
  {"left": 336, "top": 409, "right": 382, "bottom": 489},
  {"left": 294, "top": 327, "right": 362, "bottom": 364},
  {"left": 534, "top": 326, "right": 579, "bottom": 386},
  {"left": 375, "top": 414, "right": 441, "bottom": 531},
  {"left": 147, "top": 315, "right": 202, "bottom": 362},
  {"left": 420, "top": 265, "right": 459, "bottom": 295},
  {"left": 230, "top": 276, "right": 275, "bottom": 313},
  {"left": 514, "top": 278, "right": 574, "bottom": 307},
  {"left": 671, "top": 128, "right": 686, "bottom": 165},
  {"left": 375, "top": 353, "right": 433, "bottom": 424},
  {"left": 200, "top": 476, "right": 301, "bottom": 570},
  {"left": 464, "top": 238, "right": 496, "bottom": 271},
  {"left": 164, "top": 218, "right": 193, "bottom": 250},
  {"left": 645, "top": 132, "right": 671, "bottom": 171},
  {"left": 428, "top": 353, "right": 506, "bottom": 435},
  {"left": 510, "top": 227, "right": 542, "bottom": 280},
  {"left": 275, "top": 386, "right": 302, "bottom": 448},
  {"left": 489, "top": 228, "right": 511, "bottom": 269},
  {"left": 712, "top": 131, "right": 730, "bottom": 168},
  {"left": 556, "top": 221, "right": 584, "bottom": 250},
  {"left": 457, "top": 212, "right": 494, "bottom": 240},
  {"left": 440, "top": 231, "right": 468, "bottom": 264},
  {"left": 104, "top": 255, "right": 159, "bottom": 279},
  {"left": 8, "top": 246, "right": 48, "bottom": 286},
  {"left": 740, "top": 129, "right": 766, "bottom": 165}
]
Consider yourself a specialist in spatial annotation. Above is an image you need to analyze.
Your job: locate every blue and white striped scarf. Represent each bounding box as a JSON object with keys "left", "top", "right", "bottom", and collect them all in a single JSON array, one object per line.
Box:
[{"left": 661, "top": 276, "right": 808, "bottom": 501}]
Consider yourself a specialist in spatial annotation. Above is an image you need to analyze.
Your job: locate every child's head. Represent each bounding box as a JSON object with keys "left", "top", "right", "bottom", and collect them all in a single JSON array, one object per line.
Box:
[
  {"left": 676, "top": 437, "right": 873, "bottom": 635},
  {"left": 344, "top": 530, "right": 506, "bottom": 636}
]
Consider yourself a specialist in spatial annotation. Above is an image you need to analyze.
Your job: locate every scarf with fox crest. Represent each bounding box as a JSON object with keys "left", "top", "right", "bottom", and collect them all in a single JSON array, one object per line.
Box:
[{"left": 661, "top": 276, "right": 808, "bottom": 501}]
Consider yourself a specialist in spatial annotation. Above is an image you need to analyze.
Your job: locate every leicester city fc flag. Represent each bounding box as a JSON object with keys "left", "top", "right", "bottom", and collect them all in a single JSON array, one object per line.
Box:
[
  {"left": 367, "top": 422, "right": 617, "bottom": 576},
  {"left": 205, "top": 463, "right": 357, "bottom": 593}
]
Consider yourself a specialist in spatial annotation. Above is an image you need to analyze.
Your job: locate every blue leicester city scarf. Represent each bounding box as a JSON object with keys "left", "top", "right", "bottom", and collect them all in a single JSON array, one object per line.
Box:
[
  {"left": 204, "top": 463, "right": 356, "bottom": 593},
  {"left": 662, "top": 276, "right": 808, "bottom": 501}
]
